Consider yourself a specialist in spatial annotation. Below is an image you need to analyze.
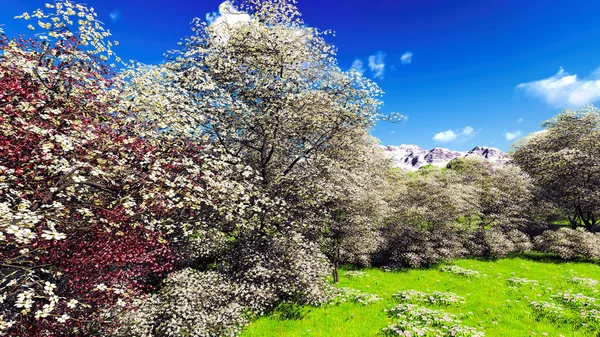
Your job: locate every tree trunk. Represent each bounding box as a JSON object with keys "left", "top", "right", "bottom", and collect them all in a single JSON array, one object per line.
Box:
[
  {"left": 568, "top": 215, "right": 579, "bottom": 229},
  {"left": 332, "top": 240, "right": 341, "bottom": 283},
  {"left": 580, "top": 211, "right": 596, "bottom": 232},
  {"left": 584, "top": 216, "right": 595, "bottom": 232},
  {"left": 333, "top": 260, "right": 339, "bottom": 284}
]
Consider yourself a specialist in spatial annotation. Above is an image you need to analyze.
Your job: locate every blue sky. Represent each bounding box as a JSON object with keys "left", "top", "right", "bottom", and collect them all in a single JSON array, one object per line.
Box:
[{"left": 3, "top": 0, "right": 600, "bottom": 151}]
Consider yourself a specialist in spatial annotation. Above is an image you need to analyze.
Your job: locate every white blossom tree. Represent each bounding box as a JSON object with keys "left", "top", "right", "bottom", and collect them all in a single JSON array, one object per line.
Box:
[
  {"left": 512, "top": 106, "right": 600, "bottom": 231},
  {"left": 447, "top": 157, "right": 533, "bottom": 229},
  {"left": 116, "top": 0, "right": 400, "bottom": 326},
  {"left": 319, "top": 133, "right": 393, "bottom": 282}
]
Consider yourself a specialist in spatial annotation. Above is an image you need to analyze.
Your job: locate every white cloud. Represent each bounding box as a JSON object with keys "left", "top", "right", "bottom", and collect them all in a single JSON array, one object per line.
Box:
[
  {"left": 517, "top": 66, "right": 600, "bottom": 107},
  {"left": 368, "top": 51, "right": 386, "bottom": 79},
  {"left": 351, "top": 59, "right": 365, "bottom": 74},
  {"left": 433, "top": 130, "right": 457, "bottom": 142},
  {"left": 517, "top": 117, "right": 524, "bottom": 124},
  {"left": 462, "top": 126, "right": 474, "bottom": 136},
  {"left": 505, "top": 130, "right": 522, "bottom": 141},
  {"left": 433, "top": 126, "right": 476, "bottom": 143},
  {"left": 400, "top": 51, "right": 413, "bottom": 65},
  {"left": 206, "top": 1, "right": 252, "bottom": 26},
  {"left": 109, "top": 10, "right": 121, "bottom": 22}
]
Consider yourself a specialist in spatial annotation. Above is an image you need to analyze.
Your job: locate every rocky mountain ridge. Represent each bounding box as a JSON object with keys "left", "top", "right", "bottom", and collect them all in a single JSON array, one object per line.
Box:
[{"left": 381, "top": 144, "right": 507, "bottom": 170}]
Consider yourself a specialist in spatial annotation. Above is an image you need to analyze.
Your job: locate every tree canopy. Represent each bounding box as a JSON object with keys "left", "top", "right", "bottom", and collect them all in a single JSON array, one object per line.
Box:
[{"left": 512, "top": 106, "right": 600, "bottom": 231}]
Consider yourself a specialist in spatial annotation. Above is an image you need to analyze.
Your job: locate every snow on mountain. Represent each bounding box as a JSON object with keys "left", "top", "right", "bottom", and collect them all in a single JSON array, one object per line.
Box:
[{"left": 381, "top": 144, "right": 507, "bottom": 170}]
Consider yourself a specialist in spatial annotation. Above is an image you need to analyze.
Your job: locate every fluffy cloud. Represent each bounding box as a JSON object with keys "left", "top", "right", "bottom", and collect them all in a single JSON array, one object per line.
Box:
[
  {"left": 400, "top": 51, "right": 413, "bottom": 65},
  {"left": 433, "top": 130, "right": 457, "bottom": 142},
  {"left": 462, "top": 126, "right": 474, "bottom": 136},
  {"left": 351, "top": 59, "right": 365, "bottom": 74},
  {"left": 517, "top": 66, "right": 600, "bottom": 107},
  {"left": 109, "top": 10, "right": 121, "bottom": 22},
  {"left": 206, "top": 1, "right": 252, "bottom": 26},
  {"left": 368, "top": 51, "right": 386, "bottom": 79},
  {"left": 433, "top": 126, "right": 475, "bottom": 143},
  {"left": 505, "top": 130, "right": 522, "bottom": 141}
]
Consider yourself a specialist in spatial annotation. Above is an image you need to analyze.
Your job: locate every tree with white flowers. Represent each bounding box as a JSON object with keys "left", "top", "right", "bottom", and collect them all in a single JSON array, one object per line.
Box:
[
  {"left": 114, "top": 1, "right": 398, "bottom": 334},
  {"left": 511, "top": 106, "right": 600, "bottom": 231},
  {"left": 121, "top": 0, "right": 396, "bottom": 294},
  {"left": 447, "top": 157, "right": 533, "bottom": 229},
  {"left": 319, "top": 133, "right": 393, "bottom": 282}
]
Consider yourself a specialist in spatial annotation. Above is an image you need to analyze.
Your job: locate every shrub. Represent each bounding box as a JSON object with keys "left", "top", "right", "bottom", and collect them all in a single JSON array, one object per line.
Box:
[
  {"left": 382, "top": 225, "right": 468, "bottom": 268},
  {"left": 0, "top": 4, "right": 180, "bottom": 334},
  {"left": 534, "top": 228, "right": 600, "bottom": 260},
  {"left": 380, "top": 224, "right": 532, "bottom": 268},
  {"left": 116, "top": 269, "right": 248, "bottom": 337},
  {"left": 482, "top": 228, "right": 532, "bottom": 258},
  {"left": 218, "top": 230, "right": 331, "bottom": 313},
  {"left": 270, "top": 302, "right": 305, "bottom": 320}
]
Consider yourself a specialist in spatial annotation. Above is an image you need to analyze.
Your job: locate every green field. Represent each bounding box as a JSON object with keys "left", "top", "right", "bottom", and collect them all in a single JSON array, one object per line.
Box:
[{"left": 241, "top": 255, "right": 600, "bottom": 337}]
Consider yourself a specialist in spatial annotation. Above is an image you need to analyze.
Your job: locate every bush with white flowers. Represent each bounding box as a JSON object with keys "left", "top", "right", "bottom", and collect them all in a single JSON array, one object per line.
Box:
[
  {"left": 116, "top": 269, "right": 248, "bottom": 337},
  {"left": 534, "top": 228, "right": 600, "bottom": 260}
]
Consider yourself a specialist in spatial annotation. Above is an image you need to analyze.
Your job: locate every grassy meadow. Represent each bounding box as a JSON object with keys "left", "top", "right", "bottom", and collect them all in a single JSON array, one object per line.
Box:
[{"left": 242, "top": 255, "right": 600, "bottom": 337}]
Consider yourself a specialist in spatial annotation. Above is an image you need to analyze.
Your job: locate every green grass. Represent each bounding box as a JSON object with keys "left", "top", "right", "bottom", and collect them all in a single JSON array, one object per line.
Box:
[{"left": 241, "top": 255, "right": 600, "bottom": 337}]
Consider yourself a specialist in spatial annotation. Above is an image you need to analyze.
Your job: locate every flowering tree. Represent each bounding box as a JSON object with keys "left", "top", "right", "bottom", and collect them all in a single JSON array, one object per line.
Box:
[
  {"left": 118, "top": 0, "right": 395, "bottom": 306},
  {"left": 379, "top": 168, "right": 479, "bottom": 267},
  {"left": 0, "top": 3, "right": 133, "bottom": 333},
  {"left": 0, "top": 2, "right": 243, "bottom": 335},
  {"left": 388, "top": 169, "right": 479, "bottom": 230},
  {"left": 165, "top": 0, "right": 389, "bottom": 213},
  {"left": 447, "top": 157, "right": 533, "bottom": 229},
  {"left": 319, "top": 133, "right": 392, "bottom": 282},
  {"left": 511, "top": 106, "right": 600, "bottom": 231}
]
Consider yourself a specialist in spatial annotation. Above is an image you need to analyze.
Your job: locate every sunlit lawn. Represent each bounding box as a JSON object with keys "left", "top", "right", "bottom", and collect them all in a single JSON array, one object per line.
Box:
[{"left": 241, "top": 255, "right": 600, "bottom": 337}]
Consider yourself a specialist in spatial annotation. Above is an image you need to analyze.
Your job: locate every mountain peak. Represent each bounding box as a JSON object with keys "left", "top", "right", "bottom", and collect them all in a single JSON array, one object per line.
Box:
[{"left": 381, "top": 144, "right": 506, "bottom": 170}]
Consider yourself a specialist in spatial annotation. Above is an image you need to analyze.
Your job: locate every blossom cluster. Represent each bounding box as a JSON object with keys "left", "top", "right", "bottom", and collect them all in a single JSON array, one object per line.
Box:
[
  {"left": 324, "top": 287, "right": 382, "bottom": 306},
  {"left": 506, "top": 277, "right": 539, "bottom": 286},
  {"left": 551, "top": 291, "right": 598, "bottom": 310},
  {"left": 392, "top": 290, "right": 465, "bottom": 306},
  {"left": 382, "top": 304, "right": 484, "bottom": 337},
  {"left": 528, "top": 301, "right": 565, "bottom": 319},
  {"left": 0, "top": 1, "right": 256, "bottom": 334},
  {"left": 440, "top": 266, "right": 483, "bottom": 278},
  {"left": 342, "top": 271, "right": 368, "bottom": 279},
  {"left": 568, "top": 277, "right": 599, "bottom": 289}
]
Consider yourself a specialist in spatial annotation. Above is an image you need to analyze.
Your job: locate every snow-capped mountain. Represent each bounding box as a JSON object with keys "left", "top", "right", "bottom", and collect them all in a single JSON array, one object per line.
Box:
[{"left": 381, "top": 144, "right": 507, "bottom": 170}]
